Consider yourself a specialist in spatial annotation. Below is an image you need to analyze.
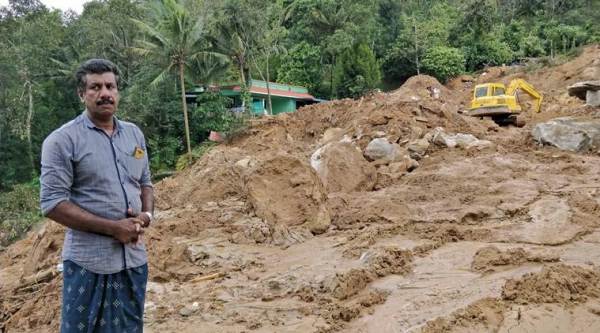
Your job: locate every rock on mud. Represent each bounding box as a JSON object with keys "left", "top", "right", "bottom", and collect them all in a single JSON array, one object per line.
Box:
[
  {"left": 431, "top": 127, "right": 493, "bottom": 150},
  {"left": 532, "top": 117, "right": 600, "bottom": 152},
  {"left": 364, "top": 138, "right": 404, "bottom": 162},
  {"left": 531, "top": 117, "right": 600, "bottom": 152},
  {"left": 407, "top": 138, "right": 430, "bottom": 160},
  {"left": 567, "top": 80, "right": 600, "bottom": 106}
]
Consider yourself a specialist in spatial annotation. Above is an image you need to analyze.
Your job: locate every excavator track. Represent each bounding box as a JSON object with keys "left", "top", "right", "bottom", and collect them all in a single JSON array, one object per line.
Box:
[
  {"left": 467, "top": 107, "right": 525, "bottom": 127},
  {"left": 466, "top": 106, "right": 512, "bottom": 117}
]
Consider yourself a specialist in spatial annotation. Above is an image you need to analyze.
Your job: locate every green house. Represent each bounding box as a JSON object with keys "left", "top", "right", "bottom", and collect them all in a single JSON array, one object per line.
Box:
[{"left": 188, "top": 80, "right": 320, "bottom": 115}]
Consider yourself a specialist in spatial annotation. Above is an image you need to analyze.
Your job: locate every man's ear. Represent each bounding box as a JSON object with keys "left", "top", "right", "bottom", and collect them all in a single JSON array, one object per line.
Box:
[{"left": 77, "top": 90, "right": 84, "bottom": 103}]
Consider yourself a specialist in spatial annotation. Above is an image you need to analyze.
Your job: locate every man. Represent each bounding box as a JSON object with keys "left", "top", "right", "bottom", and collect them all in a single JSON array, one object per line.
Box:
[{"left": 40, "top": 59, "right": 153, "bottom": 333}]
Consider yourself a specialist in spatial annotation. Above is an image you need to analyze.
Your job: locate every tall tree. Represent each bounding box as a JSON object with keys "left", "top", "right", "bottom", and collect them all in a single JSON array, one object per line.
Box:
[
  {"left": 210, "top": 22, "right": 252, "bottom": 113},
  {"left": 248, "top": 0, "right": 289, "bottom": 115},
  {"left": 133, "top": 0, "right": 226, "bottom": 159},
  {"left": 210, "top": 0, "right": 268, "bottom": 114},
  {"left": 334, "top": 42, "right": 380, "bottom": 98},
  {"left": 0, "top": 2, "right": 65, "bottom": 182}
]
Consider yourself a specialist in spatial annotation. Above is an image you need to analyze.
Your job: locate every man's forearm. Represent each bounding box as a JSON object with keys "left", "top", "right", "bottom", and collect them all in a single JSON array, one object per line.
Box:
[
  {"left": 141, "top": 186, "right": 154, "bottom": 214},
  {"left": 46, "top": 201, "right": 116, "bottom": 236}
]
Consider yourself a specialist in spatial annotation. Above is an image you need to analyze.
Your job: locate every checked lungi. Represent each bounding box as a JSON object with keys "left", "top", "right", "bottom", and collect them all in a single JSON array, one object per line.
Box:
[{"left": 61, "top": 260, "right": 148, "bottom": 333}]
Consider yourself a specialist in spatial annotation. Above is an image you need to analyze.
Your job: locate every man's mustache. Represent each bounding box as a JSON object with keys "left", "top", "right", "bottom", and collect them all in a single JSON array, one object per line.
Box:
[{"left": 97, "top": 98, "right": 114, "bottom": 106}]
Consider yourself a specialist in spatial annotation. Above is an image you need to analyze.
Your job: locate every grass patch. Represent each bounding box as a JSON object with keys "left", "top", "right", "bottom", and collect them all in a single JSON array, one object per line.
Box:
[
  {"left": 175, "top": 141, "right": 218, "bottom": 171},
  {"left": 0, "top": 181, "right": 43, "bottom": 246}
]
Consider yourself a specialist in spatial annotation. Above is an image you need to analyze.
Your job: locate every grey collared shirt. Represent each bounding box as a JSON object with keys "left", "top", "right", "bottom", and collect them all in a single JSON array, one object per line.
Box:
[{"left": 40, "top": 111, "right": 152, "bottom": 274}]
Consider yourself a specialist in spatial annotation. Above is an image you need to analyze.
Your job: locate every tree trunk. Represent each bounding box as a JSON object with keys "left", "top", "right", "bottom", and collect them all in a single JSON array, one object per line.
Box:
[
  {"left": 249, "top": 52, "right": 272, "bottom": 116},
  {"left": 330, "top": 54, "right": 335, "bottom": 100},
  {"left": 179, "top": 62, "right": 192, "bottom": 160},
  {"left": 413, "top": 19, "right": 420, "bottom": 75},
  {"left": 26, "top": 82, "right": 34, "bottom": 176},
  {"left": 238, "top": 62, "right": 251, "bottom": 115},
  {"left": 266, "top": 56, "right": 273, "bottom": 115}
]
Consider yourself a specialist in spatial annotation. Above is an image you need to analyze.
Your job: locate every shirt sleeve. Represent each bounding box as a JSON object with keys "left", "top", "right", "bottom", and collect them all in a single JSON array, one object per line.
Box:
[
  {"left": 40, "top": 132, "right": 74, "bottom": 216},
  {"left": 138, "top": 130, "right": 153, "bottom": 188}
]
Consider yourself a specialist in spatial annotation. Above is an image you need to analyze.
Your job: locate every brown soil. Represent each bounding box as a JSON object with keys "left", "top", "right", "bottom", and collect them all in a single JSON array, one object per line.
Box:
[
  {"left": 502, "top": 264, "right": 600, "bottom": 305},
  {"left": 421, "top": 264, "right": 600, "bottom": 333},
  {"left": 471, "top": 246, "right": 559, "bottom": 274},
  {"left": 2, "top": 44, "right": 600, "bottom": 333}
]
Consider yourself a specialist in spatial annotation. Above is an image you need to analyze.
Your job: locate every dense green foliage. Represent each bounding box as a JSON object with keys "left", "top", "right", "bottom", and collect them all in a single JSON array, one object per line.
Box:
[
  {"left": 0, "top": 181, "right": 42, "bottom": 245},
  {"left": 277, "top": 41, "right": 321, "bottom": 93},
  {"left": 421, "top": 46, "right": 465, "bottom": 83},
  {"left": 334, "top": 43, "right": 381, "bottom": 98},
  {"left": 190, "top": 92, "right": 237, "bottom": 141},
  {"left": 0, "top": 0, "right": 598, "bottom": 241}
]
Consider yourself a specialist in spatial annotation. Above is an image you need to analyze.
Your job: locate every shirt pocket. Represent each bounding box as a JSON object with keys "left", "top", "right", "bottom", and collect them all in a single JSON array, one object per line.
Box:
[
  {"left": 115, "top": 144, "right": 146, "bottom": 182},
  {"left": 121, "top": 154, "right": 145, "bottom": 182}
]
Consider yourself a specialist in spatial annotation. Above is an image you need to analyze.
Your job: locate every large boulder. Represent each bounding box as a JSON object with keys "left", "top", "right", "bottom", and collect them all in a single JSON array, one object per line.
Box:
[
  {"left": 567, "top": 80, "right": 600, "bottom": 100},
  {"left": 587, "top": 90, "right": 600, "bottom": 107},
  {"left": 532, "top": 117, "right": 600, "bottom": 152},
  {"left": 311, "top": 142, "right": 376, "bottom": 193},
  {"left": 430, "top": 127, "right": 493, "bottom": 150},
  {"left": 364, "top": 138, "right": 403, "bottom": 162},
  {"left": 567, "top": 81, "right": 600, "bottom": 107},
  {"left": 246, "top": 154, "right": 331, "bottom": 234},
  {"left": 407, "top": 138, "right": 430, "bottom": 160}
]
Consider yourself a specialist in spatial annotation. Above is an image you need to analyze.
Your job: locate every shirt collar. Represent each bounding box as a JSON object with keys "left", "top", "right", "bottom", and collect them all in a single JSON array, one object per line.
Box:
[{"left": 82, "top": 110, "right": 122, "bottom": 133}]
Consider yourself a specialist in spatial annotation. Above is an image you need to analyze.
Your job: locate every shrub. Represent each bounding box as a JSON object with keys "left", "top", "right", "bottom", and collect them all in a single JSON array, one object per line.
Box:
[
  {"left": 421, "top": 46, "right": 466, "bottom": 82},
  {"left": 0, "top": 181, "right": 43, "bottom": 245},
  {"left": 175, "top": 141, "right": 217, "bottom": 171},
  {"left": 463, "top": 38, "right": 514, "bottom": 71},
  {"left": 277, "top": 41, "right": 321, "bottom": 92},
  {"left": 334, "top": 43, "right": 381, "bottom": 98}
]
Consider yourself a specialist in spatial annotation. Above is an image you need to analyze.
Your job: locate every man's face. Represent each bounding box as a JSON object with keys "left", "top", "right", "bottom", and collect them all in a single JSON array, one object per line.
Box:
[{"left": 79, "top": 72, "right": 119, "bottom": 118}]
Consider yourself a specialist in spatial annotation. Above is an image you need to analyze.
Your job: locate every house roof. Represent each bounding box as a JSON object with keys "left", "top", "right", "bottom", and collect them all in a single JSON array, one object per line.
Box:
[{"left": 220, "top": 84, "right": 317, "bottom": 101}]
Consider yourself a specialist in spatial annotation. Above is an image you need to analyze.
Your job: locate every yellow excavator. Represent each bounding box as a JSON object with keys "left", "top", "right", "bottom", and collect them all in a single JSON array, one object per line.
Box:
[{"left": 467, "top": 79, "right": 543, "bottom": 126}]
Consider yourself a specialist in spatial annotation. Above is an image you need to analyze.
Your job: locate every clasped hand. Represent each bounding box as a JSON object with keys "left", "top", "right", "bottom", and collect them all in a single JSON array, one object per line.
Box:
[{"left": 112, "top": 209, "right": 150, "bottom": 244}]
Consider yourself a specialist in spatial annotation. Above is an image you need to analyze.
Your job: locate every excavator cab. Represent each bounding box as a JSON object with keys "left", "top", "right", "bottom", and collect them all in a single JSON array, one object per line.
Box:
[
  {"left": 469, "top": 83, "right": 520, "bottom": 116},
  {"left": 467, "top": 79, "right": 542, "bottom": 126}
]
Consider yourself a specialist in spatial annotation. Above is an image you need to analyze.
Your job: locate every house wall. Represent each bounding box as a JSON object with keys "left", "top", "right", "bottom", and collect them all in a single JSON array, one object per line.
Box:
[
  {"left": 271, "top": 97, "right": 296, "bottom": 114},
  {"left": 217, "top": 88, "right": 298, "bottom": 115},
  {"left": 252, "top": 98, "right": 265, "bottom": 115}
]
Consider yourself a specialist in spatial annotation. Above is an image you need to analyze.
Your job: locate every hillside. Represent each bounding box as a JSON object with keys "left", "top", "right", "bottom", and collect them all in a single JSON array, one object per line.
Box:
[{"left": 1, "top": 45, "right": 600, "bottom": 333}]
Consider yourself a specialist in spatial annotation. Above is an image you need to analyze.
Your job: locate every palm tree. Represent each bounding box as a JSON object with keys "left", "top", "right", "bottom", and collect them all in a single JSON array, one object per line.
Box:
[
  {"left": 132, "top": 0, "right": 227, "bottom": 159},
  {"left": 209, "top": 22, "right": 252, "bottom": 114},
  {"left": 248, "top": 1, "right": 294, "bottom": 115}
]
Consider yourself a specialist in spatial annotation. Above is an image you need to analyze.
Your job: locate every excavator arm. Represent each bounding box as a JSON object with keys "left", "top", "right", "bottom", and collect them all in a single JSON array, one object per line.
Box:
[{"left": 506, "top": 79, "right": 543, "bottom": 113}]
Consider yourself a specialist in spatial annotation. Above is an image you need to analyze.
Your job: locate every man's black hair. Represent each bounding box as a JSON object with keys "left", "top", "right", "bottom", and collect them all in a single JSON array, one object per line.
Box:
[{"left": 76, "top": 59, "right": 121, "bottom": 91}]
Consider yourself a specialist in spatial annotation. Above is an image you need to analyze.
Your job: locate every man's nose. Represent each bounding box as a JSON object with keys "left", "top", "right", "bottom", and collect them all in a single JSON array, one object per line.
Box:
[{"left": 99, "top": 85, "right": 112, "bottom": 97}]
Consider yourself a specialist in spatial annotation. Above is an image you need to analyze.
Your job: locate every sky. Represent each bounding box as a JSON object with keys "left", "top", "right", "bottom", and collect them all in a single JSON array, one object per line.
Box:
[{"left": 0, "top": 0, "right": 88, "bottom": 14}]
